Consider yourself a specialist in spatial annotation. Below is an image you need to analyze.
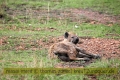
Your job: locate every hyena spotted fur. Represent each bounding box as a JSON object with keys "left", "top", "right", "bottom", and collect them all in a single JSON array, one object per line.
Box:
[{"left": 48, "top": 32, "right": 100, "bottom": 62}]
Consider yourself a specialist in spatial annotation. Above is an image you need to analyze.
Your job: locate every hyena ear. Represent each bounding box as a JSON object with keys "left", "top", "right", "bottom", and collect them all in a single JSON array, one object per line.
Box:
[{"left": 64, "top": 32, "right": 69, "bottom": 38}]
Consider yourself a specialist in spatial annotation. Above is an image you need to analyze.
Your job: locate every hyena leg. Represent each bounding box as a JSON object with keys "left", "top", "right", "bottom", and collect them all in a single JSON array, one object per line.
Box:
[
  {"left": 57, "top": 55, "right": 72, "bottom": 62},
  {"left": 68, "top": 54, "right": 90, "bottom": 61},
  {"left": 79, "top": 52, "right": 101, "bottom": 59},
  {"left": 53, "top": 49, "right": 72, "bottom": 61},
  {"left": 54, "top": 50, "right": 90, "bottom": 61},
  {"left": 77, "top": 52, "right": 91, "bottom": 58},
  {"left": 58, "top": 55, "right": 91, "bottom": 62},
  {"left": 76, "top": 47, "right": 101, "bottom": 59},
  {"left": 70, "top": 57, "right": 90, "bottom": 61}
]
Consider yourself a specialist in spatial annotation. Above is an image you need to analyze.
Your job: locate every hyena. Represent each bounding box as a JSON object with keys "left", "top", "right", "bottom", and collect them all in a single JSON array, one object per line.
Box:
[{"left": 48, "top": 32, "right": 100, "bottom": 62}]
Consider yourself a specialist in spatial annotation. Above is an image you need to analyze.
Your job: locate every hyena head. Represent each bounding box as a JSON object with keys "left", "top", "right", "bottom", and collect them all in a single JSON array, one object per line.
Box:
[{"left": 64, "top": 32, "right": 79, "bottom": 44}]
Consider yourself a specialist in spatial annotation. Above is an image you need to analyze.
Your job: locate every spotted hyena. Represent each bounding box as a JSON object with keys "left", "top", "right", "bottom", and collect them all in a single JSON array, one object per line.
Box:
[{"left": 48, "top": 32, "right": 100, "bottom": 62}]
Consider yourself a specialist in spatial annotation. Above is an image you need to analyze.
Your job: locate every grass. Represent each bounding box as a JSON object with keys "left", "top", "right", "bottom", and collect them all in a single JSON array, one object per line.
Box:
[
  {"left": 0, "top": 0, "right": 120, "bottom": 80},
  {"left": 2, "top": 0, "right": 120, "bottom": 15},
  {"left": 87, "top": 59, "right": 120, "bottom": 80},
  {"left": 62, "top": 0, "right": 120, "bottom": 15}
]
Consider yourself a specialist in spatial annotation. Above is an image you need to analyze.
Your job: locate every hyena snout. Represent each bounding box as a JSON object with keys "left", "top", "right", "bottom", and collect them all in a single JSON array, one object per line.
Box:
[{"left": 72, "top": 36, "right": 79, "bottom": 44}]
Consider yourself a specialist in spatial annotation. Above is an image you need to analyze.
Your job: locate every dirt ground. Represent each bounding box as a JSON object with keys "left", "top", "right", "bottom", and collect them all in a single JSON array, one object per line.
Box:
[
  {"left": 2, "top": 7, "right": 120, "bottom": 68},
  {"left": 1, "top": 35, "right": 120, "bottom": 80},
  {"left": 6, "top": 7, "right": 120, "bottom": 25},
  {"left": 1, "top": 35, "right": 120, "bottom": 68},
  {"left": 39, "top": 36, "right": 120, "bottom": 59},
  {"left": 46, "top": 36, "right": 120, "bottom": 68}
]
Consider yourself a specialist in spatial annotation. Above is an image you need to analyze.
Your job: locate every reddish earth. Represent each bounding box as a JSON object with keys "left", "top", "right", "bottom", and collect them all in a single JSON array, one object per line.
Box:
[
  {"left": 6, "top": 8, "right": 120, "bottom": 25},
  {"left": 1, "top": 35, "right": 119, "bottom": 80},
  {"left": 1, "top": 36, "right": 119, "bottom": 59},
  {"left": 0, "top": 37, "right": 8, "bottom": 45},
  {"left": 46, "top": 36, "right": 120, "bottom": 59},
  {"left": 70, "top": 9, "right": 120, "bottom": 25},
  {"left": 1, "top": 6, "right": 119, "bottom": 80},
  {"left": 1, "top": 6, "right": 120, "bottom": 69},
  {"left": 45, "top": 36, "right": 120, "bottom": 68},
  {"left": 79, "top": 37, "right": 120, "bottom": 59}
]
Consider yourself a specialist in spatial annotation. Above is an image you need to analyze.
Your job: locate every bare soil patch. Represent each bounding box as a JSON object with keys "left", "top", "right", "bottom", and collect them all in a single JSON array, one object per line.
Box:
[
  {"left": 2, "top": 35, "right": 119, "bottom": 60},
  {"left": 79, "top": 37, "right": 120, "bottom": 59},
  {"left": 38, "top": 36, "right": 120, "bottom": 68},
  {"left": 0, "top": 36, "right": 8, "bottom": 45},
  {"left": 70, "top": 9, "right": 120, "bottom": 25},
  {"left": 44, "top": 36, "right": 120, "bottom": 59},
  {"left": 3, "top": 6, "right": 120, "bottom": 68},
  {"left": 6, "top": 8, "right": 120, "bottom": 25}
]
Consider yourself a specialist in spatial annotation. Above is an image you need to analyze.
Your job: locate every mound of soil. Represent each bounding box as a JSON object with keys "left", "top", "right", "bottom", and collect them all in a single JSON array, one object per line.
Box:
[
  {"left": 79, "top": 38, "right": 120, "bottom": 59},
  {"left": 47, "top": 36, "right": 120, "bottom": 59},
  {"left": 1, "top": 35, "right": 120, "bottom": 68},
  {"left": 45, "top": 36, "right": 120, "bottom": 68}
]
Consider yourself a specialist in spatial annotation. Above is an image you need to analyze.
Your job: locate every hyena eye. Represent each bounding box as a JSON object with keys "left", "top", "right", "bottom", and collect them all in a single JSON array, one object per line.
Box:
[{"left": 71, "top": 37, "right": 74, "bottom": 38}]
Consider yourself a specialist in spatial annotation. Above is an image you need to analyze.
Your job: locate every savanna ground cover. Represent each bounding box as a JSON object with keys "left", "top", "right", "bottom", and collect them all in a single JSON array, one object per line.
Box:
[{"left": 0, "top": 0, "right": 120, "bottom": 80}]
